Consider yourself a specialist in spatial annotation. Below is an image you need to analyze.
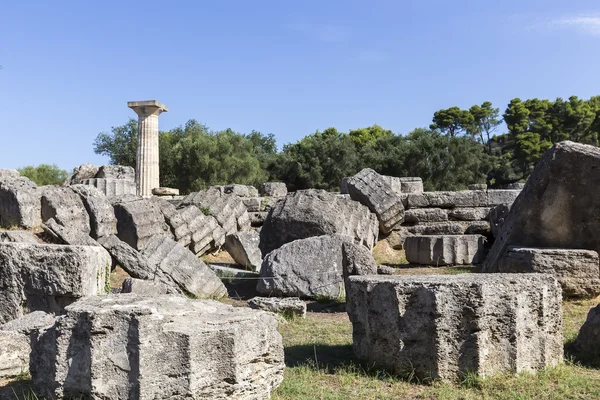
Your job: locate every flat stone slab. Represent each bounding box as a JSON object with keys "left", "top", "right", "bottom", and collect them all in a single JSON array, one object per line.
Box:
[
  {"left": 224, "top": 230, "right": 262, "bottom": 272},
  {"left": 497, "top": 247, "right": 600, "bottom": 298},
  {"left": 346, "top": 274, "right": 563, "bottom": 381},
  {"left": 404, "top": 234, "right": 485, "bottom": 265},
  {"left": 0, "top": 176, "right": 42, "bottom": 229},
  {"left": 248, "top": 297, "right": 307, "bottom": 318},
  {"left": 31, "top": 295, "right": 285, "bottom": 399}
]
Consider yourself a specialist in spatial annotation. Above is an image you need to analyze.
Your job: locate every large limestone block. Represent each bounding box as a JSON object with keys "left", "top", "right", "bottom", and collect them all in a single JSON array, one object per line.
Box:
[
  {"left": 0, "top": 230, "right": 38, "bottom": 243},
  {"left": 42, "top": 218, "right": 99, "bottom": 246},
  {"left": 248, "top": 297, "right": 307, "bottom": 318},
  {"left": 259, "top": 189, "right": 378, "bottom": 256},
  {"left": 141, "top": 235, "right": 228, "bottom": 299},
  {"left": 95, "top": 165, "right": 135, "bottom": 182},
  {"left": 346, "top": 168, "right": 405, "bottom": 234},
  {"left": 0, "top": 311, "right": 55, "bottom": 379},
  {"left": 485, "top": 141, "right": 600, "bottom": 271},
  {"left": 177, "top": 205, "right": 225, "bottom": 255},
  {"left": 257, "top": 235, "right": 377, "bottom": 299},
  {"left": 225, "top": 230, "right": 263, "bottom": 271},
  {"left": 400, "top": 221, "right": 491, "bottom": 236},
  {"left": 448, "top": 207, "right": 492, "bottom": 221},
  {"left": 407, "top": 190, "right": 488, "bottom": 208},
  {"left": 0, "top": 243, "right": 110, "bottom": 323},
  {"left": 497, "top": 247, "right": 600, "bottom": 298},
  {"left": 180, "top": 187, "right": 250, "bottom": 235},
  {"left": 70, "top": 184, "right": 117, "bottom": 239},
  {"left": 260, "top": 182, "right": 287, "bottom": 197},
  {"left": 347, "top": 274, "right": 563, "bottom": 381},
  {"left": 65, "top": 163, "right": 99, "bottom": 185},
  {"left": 113, "top": 197, "right": 170, "bottom": 250},
  {"left": 404, "top": 235, "right": 485, "bottom": 265},
  {"left": 399, "top": 177, "right": 424, "bottom": 193},
  {"left": 403, "top": 208, "right": 448, "bottom": 223},
  {"left": 31, "top": 295, "right": 285, "bottom": 400},
  {"left": 41, "top": 186, "right": 91, "bottom": 235},
  {"left": 81, "top": 178, "right": 137, "bottom": 197},
  {"left": 575, "top": 304, "right": 600, "bottom": 357},
  {"left": 0, "top": 176, "right": 42, "bottom": 229},
  {"left": 0, "top": 169, "right": 20, "bottom": 179}
]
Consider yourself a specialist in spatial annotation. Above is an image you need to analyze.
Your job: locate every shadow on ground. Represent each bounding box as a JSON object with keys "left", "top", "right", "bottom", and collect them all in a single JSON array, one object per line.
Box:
[
  {"left": 564, "top": 340, "right": 600, "bottom": 369},
  {"left": 284, "top": 343, "right": 355, "bottom": 371},
  {"left": 0, "top": 380, "right": 36, "bottom": 400}
]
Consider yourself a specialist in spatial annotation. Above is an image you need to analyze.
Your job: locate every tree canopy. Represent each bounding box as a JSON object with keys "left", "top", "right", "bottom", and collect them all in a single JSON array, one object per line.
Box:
[
  {"left": 18, "top": 164, "right": 68, "bottom": 186},
  {"left": 93, "top": 94, "right": 600, "bottom": 193}
]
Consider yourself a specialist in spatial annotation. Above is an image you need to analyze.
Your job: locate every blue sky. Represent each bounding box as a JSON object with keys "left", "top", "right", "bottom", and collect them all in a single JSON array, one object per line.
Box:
[{"left": 1, "top": 0, "right": 600, "bottom": 171}]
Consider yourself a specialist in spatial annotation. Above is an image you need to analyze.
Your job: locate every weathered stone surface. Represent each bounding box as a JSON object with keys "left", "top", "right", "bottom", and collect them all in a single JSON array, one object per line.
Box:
[
  {"left": 0, "top": 311, "right": 55, "bottom": 379},
  {"left": 152, "top": 187, "right": 179, "bottom": 196},
  {"left": 70, "top": 184, "right": 117, "bottom": 239},
  {"left": 42, "top": 218, "right": 99, "bottom": 246},
  {"left": 180, "top": 187, "right": 250, "bottom": 235},
  {"left": 399, "top": 177, "right": 424, "bottom": 193},
  {"left": 0, "top": 230, "right": 38, "bottom": 243},
  {"left": 41, "top": 186, "right": 91, "bottom": 235},
  {"left": 113, "top": 197, "right": 170, "bottom": 250},
  {"left": 260, "top": 196, "right": 282, "bottom": 211},
  {"left": 384, "top": 230, "right": 412, "bottom": 250},
  {"left": 487, "top": 189, "right": 521, "bottom": 206},
  {"left": 575, "top": 304, "right": 600, "bottom": 357},
  {"left": 497, "top": 247, "right": 600, "bottom": 298},
  {"left": 81, "top": 178, "right": 137, "bottom": 197},
  {"left": 257, "top": 235, "right": 377, "bottom": 299},
  {"left": 65, "top": 163, "right": 99, "bottom": 185},
  {"left": 97, "top": 235, "right": 153, "bottom": 279},
  {"left": 404, "top": 208, "right": 448, "bottom": 223},
  {"left": 407, "top": 190, "right": 488, "bottom": 208},
  {"left": 177, "top": 205, "right": 226, "bottom": 255},
  {"left": 380, "top": 175, "right": 402, "bottom": 193},
  {"left": 346, "top": 168, "right": 405, "bottom": 234},
  {"left": 208, "top": 264, "right": 260, "bottom": 284},
  {"left": 404, "top": 235, "right": 485, "bottom": 265},
  {"left": 377, "top": 265, "right": 397, "bottom": 275},
  {"left": 0, "top": 169, "right": 20, "bottom": 179},
  {"left": 340, "top": 177, "right": 349, "bottom": 194},
  {"left": 32, "top": 294, "right": 284, "bottom": 399},
  {"left": 248, "top": 297, "right": 306, "bottom": 318},
  {"left": 0, "top": 243, "right": 110, "bottom": 324},
  {"left": 95, "top": 165, "right": 135, "bottom": 182},
  {"left": 260, "top": 182, "right": 287, "bottom": 197},
  {"left": 0, "top": 176, "right": 42, "bottom": 229},
  {"left": 150, "top": 196, "right": 187, "bottom": 242},
  {"left": 121, "top": 277, "right": 174, "bottom": 295},
  {"left": 485, "top": 142, "right": 600, "bottom": 271},
  {"left": 448, "top": 207, "right": 491, "bottom": 221},
  {"left": 249, "top": 211, "right": 268, "bottom": 227},
  {"left": 242, "top": 197, "right": 262, "bottom": 212},
  {"left": 260, "top": 189, "right": 378, "bottom": 256},
  {"left": 224, "top": 231, "right": 262, "bottom": 272},
  {"left": 347, "top": 274, "right": 563, "bottom": 381},
  {"left": 400, "top": 221, "right": 491, "bottom": 236},
  {"left": 141, "top": 236, "right": 228, "bottom": 299},
  {"left": 489, "top": 203, "right": 511, "bottom": 238}
]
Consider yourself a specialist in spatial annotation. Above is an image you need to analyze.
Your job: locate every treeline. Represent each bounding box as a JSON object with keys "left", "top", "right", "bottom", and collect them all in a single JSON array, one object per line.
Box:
[{"left": 92, "top": 95, "right": 600, "bottom": 194}]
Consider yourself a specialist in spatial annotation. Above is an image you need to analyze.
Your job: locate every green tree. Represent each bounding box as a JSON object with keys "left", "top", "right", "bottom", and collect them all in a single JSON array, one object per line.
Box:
[
  {"left": 93, "top": 118, "right": 138, "bottom": 167},
  {"left": 348, "top": 125, "right": 393, "bottom": 146},
  {"left": 430, "top": 106, "right": 474, "bottom": 138},
  {"left": 468, "top": 101, "right": 502, "bottom": 152},
  {"left": 18, "top": 164, "right": 68, "bottom": 186}
]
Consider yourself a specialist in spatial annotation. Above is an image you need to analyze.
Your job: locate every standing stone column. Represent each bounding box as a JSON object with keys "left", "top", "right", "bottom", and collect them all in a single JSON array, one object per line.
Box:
[{"left": 127, "top": 100, "right": 168, "bottom": 197}]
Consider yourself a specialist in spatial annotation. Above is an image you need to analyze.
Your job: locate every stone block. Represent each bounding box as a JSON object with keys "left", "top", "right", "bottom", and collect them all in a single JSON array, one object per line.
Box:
[
  {"left": 497, "top": 247, "right": 600, "bottom": 298},
  {"left": 152, "top": 187, "right": 179, "bottom": 196},
  {"left": 404, "top": 235, "right": 485, "bottom": 265},
  {"left": 399, "top": 177, "right": 424, "bottom": 193},
  {"left": 0, "top": 169, "right": 20, "bottom": 179},
  {"left": 224, "top": 230, "right": 262, "bottom": 272},
  {"left": 0, "top": 243, "right": 110, "bottom": 324},
  {"left": 448, "top": 207, "right": 491, "bottom": 221},
  {"left": 407, "top": 190, "right": 489, "bottom": 209},
  {"left": 257, "top": 235, "right": 377, "bottom": 299},
  {"left": 42, "top": 218, "right": 99, "bottom": 246},
  {"left": 41, "top": 186, "right": 91, "bottom": 235},
  {"left": 485, "top": 141, "right": 600, "bottom": 271},
  {"left": 260, "top": 189, "right": 378, "bottom": 255},
  {"left": 242, "top": 197, "right": 262, "bottom": 212},
  {"left": 0, "top": 230, "right": 38, "bottom": 244},
  {"left": 70, "top": 184, "right": 117, "bottom": 239},
  {"left": 65, "top": 163, "right": 99, "bottom": 185},
  {"left": 0, "top": 176, "right": 42, "bottom": 229},
  {"left": 404, "top": 208, "right": 448, "bottom": 223},
  {"left": 346, "top": 168, "right": 405, "bottom": 234},
  {"left": 95, "top": 165, "right": 135, "bottom": 182},
  {"left": 248, "top": 297, "right": 306, "bottom": 318},
  {"left": 113, "top": 198, "right": 170, "bottom": 250},
  {"left": 260, "top": 182, "right": 287, "bottom": 197},
  {"left": 401, "top": 221, "right": 491, "bottom": 236},
  {"left": 81, "top": 178, "right": 136, "bottom": 197},
  {"left": 346, "top": 274, "right": 563, "bottom": 381},
  {"left": 31, "top": 295, "right": 285, "bottom": 399},
  {"left": 121, "top": 277, "right": 173, "bottom": 295}
]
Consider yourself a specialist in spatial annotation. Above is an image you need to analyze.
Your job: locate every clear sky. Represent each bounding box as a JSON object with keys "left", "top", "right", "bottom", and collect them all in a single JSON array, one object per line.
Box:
[{"left": 1, "top": 0, "right": 599, "bottom": 171}]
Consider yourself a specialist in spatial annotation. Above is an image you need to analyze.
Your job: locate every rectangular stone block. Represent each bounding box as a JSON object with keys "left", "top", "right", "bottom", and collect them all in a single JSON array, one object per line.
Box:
[
  {"left": 346, "top": 274, "right": 563, "bottom": 381},
  {"left": 404, "top": 234, "right": 485, "bottom": 265},
  {"left": 497, "top": 247, "right": 600, "bottom": 299},
  {"left": 403, "top": 208, "right": 448, "bottom": 223},
  {"left": 81, "top": 178, "right": 136, "bottom": 197}
]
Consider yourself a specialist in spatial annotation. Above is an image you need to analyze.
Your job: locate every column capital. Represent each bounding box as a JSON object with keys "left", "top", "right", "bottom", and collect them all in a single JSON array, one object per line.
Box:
[{"left": 128, "top": 100, "right": 168, "bottom": 117}]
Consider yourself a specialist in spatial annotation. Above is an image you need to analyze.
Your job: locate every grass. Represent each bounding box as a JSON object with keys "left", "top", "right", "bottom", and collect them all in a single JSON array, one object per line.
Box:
[{"left": 272, "top": 297, "right": 600, "bottom": 400}]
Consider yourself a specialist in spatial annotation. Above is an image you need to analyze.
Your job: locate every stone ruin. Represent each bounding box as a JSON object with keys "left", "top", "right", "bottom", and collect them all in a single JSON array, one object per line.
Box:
[{"left": 3, "top": 140, "right": 600, "bottom": 394}]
